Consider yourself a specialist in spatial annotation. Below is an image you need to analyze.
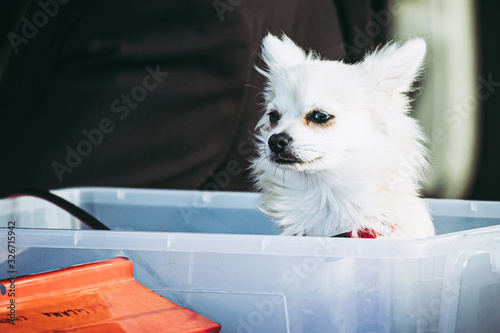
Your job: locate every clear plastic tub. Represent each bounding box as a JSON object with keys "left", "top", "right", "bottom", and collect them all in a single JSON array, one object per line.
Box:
[{"left": 1, "top": 187, "right": 499, "bottom": 332}]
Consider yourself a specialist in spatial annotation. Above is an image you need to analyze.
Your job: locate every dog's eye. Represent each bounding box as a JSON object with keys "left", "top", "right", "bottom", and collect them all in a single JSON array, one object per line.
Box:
[
  {"left": 306, "top": 110, "right": 333, "bottom": 125},
  {"left": 268, "top": 110, "right": 281, "bottom": 126},
  {"left": 314, "top": 112, "right": 330, "bottom": 122}
]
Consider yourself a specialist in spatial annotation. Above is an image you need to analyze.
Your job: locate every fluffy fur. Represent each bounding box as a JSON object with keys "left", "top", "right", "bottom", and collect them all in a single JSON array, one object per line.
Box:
[{"left": 251, "top": 33, "right": 435, "bottom": 239}]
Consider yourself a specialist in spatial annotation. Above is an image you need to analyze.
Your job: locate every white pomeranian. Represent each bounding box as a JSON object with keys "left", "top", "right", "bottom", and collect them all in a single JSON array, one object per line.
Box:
[{"left": 251, "top": 33, "right": 435, "bottom": 239}]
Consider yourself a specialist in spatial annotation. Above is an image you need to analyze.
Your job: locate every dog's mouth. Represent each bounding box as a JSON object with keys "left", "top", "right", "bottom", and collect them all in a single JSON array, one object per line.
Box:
[
  {"left": 271, "top": 152, "right": 301, "bottom": 165},
  {"left": 270, "top": 152, "right": 322, "bottom": 168},
  {"left": 265, "top": 133, "right": 322, "bottom": 168}
]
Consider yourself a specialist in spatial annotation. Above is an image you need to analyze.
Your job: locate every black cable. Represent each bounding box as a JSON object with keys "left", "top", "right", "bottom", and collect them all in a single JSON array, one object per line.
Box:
[{"left": 1, "top": 188, "right": 110, "bottom": 230}]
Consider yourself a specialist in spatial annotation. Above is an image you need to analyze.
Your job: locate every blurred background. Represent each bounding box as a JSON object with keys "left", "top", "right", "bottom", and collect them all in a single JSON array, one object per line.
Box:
[
  {"left": 393, "top": 0, "right": 499, "bottom": 200},
  {"left": 0, "top": 0, "right": 498, "bottom": 200}
]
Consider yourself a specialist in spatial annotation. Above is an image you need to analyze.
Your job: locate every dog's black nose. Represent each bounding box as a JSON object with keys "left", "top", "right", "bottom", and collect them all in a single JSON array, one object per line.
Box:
[{"left": 268, "top": 133, "right": 292, "bottom": 153}]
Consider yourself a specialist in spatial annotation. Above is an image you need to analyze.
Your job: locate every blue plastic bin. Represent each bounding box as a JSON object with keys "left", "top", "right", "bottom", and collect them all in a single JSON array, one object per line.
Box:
[{"left": 1, "top": 187, "right": 499, "bottom": 332}]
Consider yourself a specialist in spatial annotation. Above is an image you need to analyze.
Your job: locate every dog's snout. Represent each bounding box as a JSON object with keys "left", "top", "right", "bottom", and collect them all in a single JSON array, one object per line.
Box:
[{"left": 268, "top": 133, "right": 292, "bottom": 153}]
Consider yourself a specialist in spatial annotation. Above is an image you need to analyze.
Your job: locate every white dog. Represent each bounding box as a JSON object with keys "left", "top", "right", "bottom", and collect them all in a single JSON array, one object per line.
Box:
[{"left": 251, "top": 33, "right": 435, "bottom": 239}]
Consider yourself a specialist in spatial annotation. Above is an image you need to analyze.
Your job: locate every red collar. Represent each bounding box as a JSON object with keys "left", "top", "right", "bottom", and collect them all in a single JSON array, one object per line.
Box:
[
  {"left": 333, "top": 225, "right": 396, "bottom": 238},
  {"left": 349, "top": 228, "right": 380, "bottom": 238}
]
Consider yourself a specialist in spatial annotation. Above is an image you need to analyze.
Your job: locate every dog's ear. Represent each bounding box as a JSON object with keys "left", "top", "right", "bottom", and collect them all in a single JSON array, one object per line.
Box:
[
  {"left": 257, "top": 33, "right": 308, "bottom": 77},
  {"left": 361, "top": 38, "right": 426, "bottom": 94}
]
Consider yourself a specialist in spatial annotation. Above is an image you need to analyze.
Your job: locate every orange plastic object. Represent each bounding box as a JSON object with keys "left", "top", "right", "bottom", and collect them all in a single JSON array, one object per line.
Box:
[{"left": 0, "top": 257, "right": 221, "bottom": 333}]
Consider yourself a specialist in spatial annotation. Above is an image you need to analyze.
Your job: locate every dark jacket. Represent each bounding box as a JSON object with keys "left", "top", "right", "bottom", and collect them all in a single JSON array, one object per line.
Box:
[{"left": 0, "top": 0, "right": 389, "bottom": 192}]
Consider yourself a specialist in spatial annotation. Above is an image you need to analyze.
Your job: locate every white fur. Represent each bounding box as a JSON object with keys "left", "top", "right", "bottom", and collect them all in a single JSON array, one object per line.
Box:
[{"left": 251, "top": 33, "right": 435, "bottom": 239}]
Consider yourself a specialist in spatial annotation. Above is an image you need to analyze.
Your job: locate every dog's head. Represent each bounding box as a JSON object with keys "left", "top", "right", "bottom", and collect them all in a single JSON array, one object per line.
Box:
[{"left": 254, "top": 33, "right": 427, "bottom": 173}]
